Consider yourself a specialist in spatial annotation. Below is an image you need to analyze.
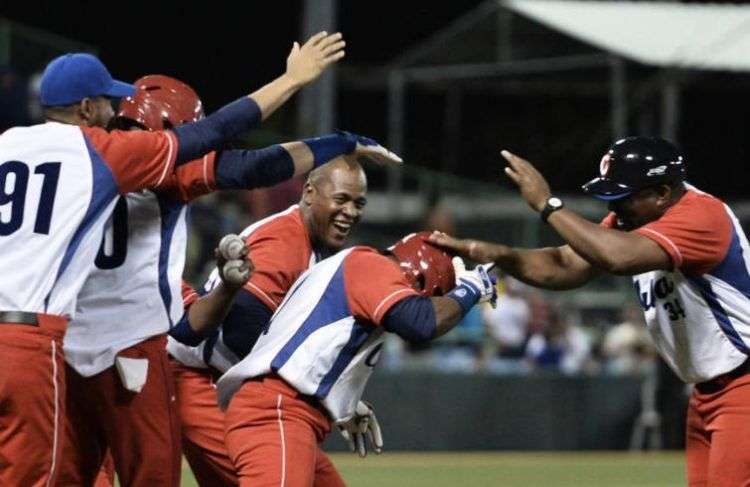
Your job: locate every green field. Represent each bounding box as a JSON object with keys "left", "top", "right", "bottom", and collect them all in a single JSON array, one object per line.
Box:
[{"left": 180, "top": 451, "right": 685, "bottom": 486}]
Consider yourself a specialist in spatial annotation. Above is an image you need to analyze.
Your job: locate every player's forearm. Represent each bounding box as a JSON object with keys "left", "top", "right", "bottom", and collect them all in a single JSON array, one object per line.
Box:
[
  {"left": 383, "top": 294, "right": 477, "bottom": 343},
  {"left": 431, "top": 296, "right": 466, "bottom": 338},
  {"left": 215, "top": 146, "right": 294, "bottom": 190},
  {"left": 170, "top": 283, "right": 240, "bottom": 346},
  {"left": 168, "top": 283, "right": 241, "bottom": 347},
  {"left": 248, "top": 73, "right": 302, "bottom": 122},
  {"left": 486, "top": 244, "right": 590, "bottom": 290},
  {"left": 546, "top": 209, "right": 650, "bottom": 275},
  {"left": 214, "top": 134, "right": 359, "bottom": 190},
  {"left": 382, "top": 296, "right": 465, "bottom": 343},
  {"left": 282, "top": 132, "right": 367, "bottom": 176},
  {"left": 187, "top": 282, "right": 240, "bottom": 335},
  {"left": 173, "top": 97, "right": 262, "bottom": 164}
]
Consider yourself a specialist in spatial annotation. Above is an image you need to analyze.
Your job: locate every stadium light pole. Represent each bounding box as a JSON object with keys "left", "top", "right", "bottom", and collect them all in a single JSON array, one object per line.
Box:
[
  {"left": 661, "top": 74, "right": 680, "bottom": 143},
  {"left": 609, "top": 55, "right": 628, "bottom": 138},
  {"left": 298, "top": 0, "right": 337, "bottom": 136}
]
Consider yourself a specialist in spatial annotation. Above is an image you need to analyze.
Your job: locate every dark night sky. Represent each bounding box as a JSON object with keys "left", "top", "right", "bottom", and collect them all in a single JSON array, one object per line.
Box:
[
  {"left": 4, "top": 1, "right": 750, "bottom": 199},
  {"left": 2, "top": 1, "right": 484, "bottom": 109}
]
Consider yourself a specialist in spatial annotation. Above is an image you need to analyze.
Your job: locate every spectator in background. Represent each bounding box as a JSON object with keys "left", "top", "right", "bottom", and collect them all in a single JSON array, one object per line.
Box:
[
  {"left": 26, "top": 72, "right": 44, "bottom": 124},
  {"left": 0, "top": 66, "right": 30, "bottom": 131},
  {"left": 524, "top": 300, "right": 592, "bottom": 375},
  {"left": 476, "top": 276, "right": 531, "bottom": 371},
  {"left": 603, "top": 303, "right": 656, "bottom": 376},
  {"left": 424, "top": 197, "right": 455, "bottom": 235},
  {"left": 244, "top": 176, "right": 305, "bottom": 220}
]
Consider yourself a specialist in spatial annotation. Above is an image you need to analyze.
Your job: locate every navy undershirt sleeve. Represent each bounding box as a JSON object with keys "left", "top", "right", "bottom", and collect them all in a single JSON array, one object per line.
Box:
[
  {"left": 303, "top": 133, "right": 355, "bottom": 168},
  {"left": 168, "top": 313, "right": 206, "bottom": 346},
  {"left": 382, "top": 296, "right": 437, "bottom": 343},
  {"left": 214, "top": 146, "right": 294, "bottom": 190},
  {"left": 217, "top": 288, "right": 274, "bottom": 361},
  {"left": 173, "top": 97, "right": 261, "bottom": 165}
]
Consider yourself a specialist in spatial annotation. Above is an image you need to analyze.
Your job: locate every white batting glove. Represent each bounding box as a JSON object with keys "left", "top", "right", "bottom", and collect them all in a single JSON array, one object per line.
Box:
[
  {"left": 452, "top": 257, "right": 497, "bottom": 308},
  {"left": 338, "top": 400, "right": 384, "bottom": 458}
]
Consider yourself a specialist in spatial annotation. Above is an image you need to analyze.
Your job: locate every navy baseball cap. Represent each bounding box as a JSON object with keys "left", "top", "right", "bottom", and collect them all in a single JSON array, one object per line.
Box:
[
  {"left": 40, "top": 53, "right": 135, "bottom": 107},
  {"left": 582, "top": 137, "right": 686, "bottom": 201}
]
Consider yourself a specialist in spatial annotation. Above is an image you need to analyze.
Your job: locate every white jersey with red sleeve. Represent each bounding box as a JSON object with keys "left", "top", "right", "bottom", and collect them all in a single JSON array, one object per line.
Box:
[
  {"left": 217, "top": 246, "right": 418, "bottom": 421},
  {"left": 0, "top": 122, "right": 175, "bottom": 318},
  {"left": 617, "top": 186, "right": 750, "bottom": 383},
  {"left": 167, "top": 205, "right": 316, "bottom": 371},
  {"left": 64, "top": 152, "right": 216, "bottom": 377}
]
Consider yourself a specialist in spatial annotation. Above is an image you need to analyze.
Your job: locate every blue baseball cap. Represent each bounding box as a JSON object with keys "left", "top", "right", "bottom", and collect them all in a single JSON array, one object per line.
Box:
[{"left": 40, "top": 53, "right": 135, "bottom": 107}]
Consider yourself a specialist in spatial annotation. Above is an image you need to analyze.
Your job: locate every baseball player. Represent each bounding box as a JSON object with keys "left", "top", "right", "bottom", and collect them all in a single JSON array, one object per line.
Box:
[
  {"left": 215, "top": 231, "right": 496, "bottom": 486},
  {"left": 0, "top": 32, "right": 344, "bottom": 487},
  {"left": 431, "top": 137, "right": 750, "bottom": 486},
  {"left": 168, "top": 156, "right": 369, "bottom": 486},
  {"left": 58, "top": 74, "right": 399, "bottom": 486}
]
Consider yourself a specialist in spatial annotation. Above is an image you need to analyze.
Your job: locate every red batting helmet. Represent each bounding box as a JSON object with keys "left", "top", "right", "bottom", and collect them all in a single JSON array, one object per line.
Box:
[
  {"left": 387, "top": 231, "right": 455, "bottom": 297},
  {"left": 116, "top": 74, "right": 203, "bottom": 130}
]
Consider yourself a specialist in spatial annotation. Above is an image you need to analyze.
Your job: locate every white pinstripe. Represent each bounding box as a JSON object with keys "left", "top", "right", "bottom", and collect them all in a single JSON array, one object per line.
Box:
[
  {"left": 45, "top": 340, "right": 60, "bottom": 487},
  {"left": 276, "top": 394, "right": 287, "bottom": 487}
]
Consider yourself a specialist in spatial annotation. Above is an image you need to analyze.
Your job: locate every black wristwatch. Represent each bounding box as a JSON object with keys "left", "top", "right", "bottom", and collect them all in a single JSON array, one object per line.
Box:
[{"left": 540, "top": 197, "right": 564, "bottom": 223}]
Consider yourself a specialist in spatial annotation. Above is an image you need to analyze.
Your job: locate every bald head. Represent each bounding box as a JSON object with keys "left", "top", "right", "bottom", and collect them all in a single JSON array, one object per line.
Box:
[
  {"left": 301, "top": 156, "right": 368, "bottom": 252},
  {"left": 306, "top": 156, "right": 366, "bottom": 190}
]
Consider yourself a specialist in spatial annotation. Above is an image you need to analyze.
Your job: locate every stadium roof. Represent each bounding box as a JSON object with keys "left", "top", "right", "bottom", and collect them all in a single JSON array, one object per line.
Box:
[{"left": 501, "top": 0, "right": 750, "bottom": 71}]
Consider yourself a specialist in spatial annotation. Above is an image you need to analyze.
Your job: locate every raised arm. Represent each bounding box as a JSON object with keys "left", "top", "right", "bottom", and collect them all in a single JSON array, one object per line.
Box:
[
  {"left": 210, "top": 131, "right": 401, "bottom": 193},
  {"left": 172, "top": 32, "right": 346, "bottom": 164},
  {"left": 500, "top": 150, "right": 671, "bottom": 276},
  {"left": 250, "top": 32, "right": 345, "bottom": 119},
  {"left": 428, "top": 148, "right": 673, "bottom": 287}
]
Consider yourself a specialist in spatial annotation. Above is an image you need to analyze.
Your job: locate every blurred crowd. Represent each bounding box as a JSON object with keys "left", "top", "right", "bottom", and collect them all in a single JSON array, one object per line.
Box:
[{"left": 378, "top": 275, "right": 658, "bottom": 378}]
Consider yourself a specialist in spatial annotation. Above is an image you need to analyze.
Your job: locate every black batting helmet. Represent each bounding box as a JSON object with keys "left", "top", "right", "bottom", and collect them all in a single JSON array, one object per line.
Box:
[{"left": 582, "top": 136, "right": 686, "bottom": 201}]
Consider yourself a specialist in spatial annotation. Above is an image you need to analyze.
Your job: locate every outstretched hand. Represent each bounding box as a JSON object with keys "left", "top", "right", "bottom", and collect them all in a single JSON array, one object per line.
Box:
[
  {"left": 286, "top": 32, "right": 346, "bottom": 86},
  {"left": 428, "top": 231, "right": 503, "bottom": 264},
  {"left": 339, "top": 131, "right": 403, "bottom": 166},
  {"left": 501, "top": 150, "right": 551, "bottom": 212}
]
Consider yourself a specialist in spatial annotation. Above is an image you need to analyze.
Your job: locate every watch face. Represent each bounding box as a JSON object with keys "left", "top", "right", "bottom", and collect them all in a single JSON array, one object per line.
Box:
[{"left": 549, "top": 197, "right": 563, "bottom": 208}]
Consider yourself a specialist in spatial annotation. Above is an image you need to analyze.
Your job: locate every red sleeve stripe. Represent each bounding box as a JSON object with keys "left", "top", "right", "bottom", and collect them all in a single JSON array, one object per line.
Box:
[
  {"left": 202, "top": 154, "right": 213, "bottom": 191},
  {"left": 637, "top": 227, "right": 684, "bottom": 268},
  {"left": 156, "top": 131, "right": 178, "bottom": 188},
  {"left": 373, "top": 288, "right": 418, "bottom": 323},
  {"left": 183, "top": 290, "right": 198, "bottom": 303},
  {"left": 245, "top": 282, "right": 279, "bottom": 311}
]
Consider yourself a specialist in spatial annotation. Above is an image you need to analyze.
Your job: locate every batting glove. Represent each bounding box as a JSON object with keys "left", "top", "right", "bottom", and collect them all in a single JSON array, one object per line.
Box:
[
  {"left": 338, "top": 400, "right": 384, "bottom": 458},
  {"left": 447, "top": 257, "right": 497, "bottom": 313},
  {"left": 338, "top": 130, "right": 403, "bottom": 166}
]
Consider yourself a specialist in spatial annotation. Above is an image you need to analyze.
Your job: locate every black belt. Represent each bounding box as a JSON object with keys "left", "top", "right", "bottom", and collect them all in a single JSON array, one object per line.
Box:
[
  {"left": 695, "top": 360, "right": 750, "bottom": 395},
  {"left": 0, "top": 311, "right": 39, "bottom": 326}
]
